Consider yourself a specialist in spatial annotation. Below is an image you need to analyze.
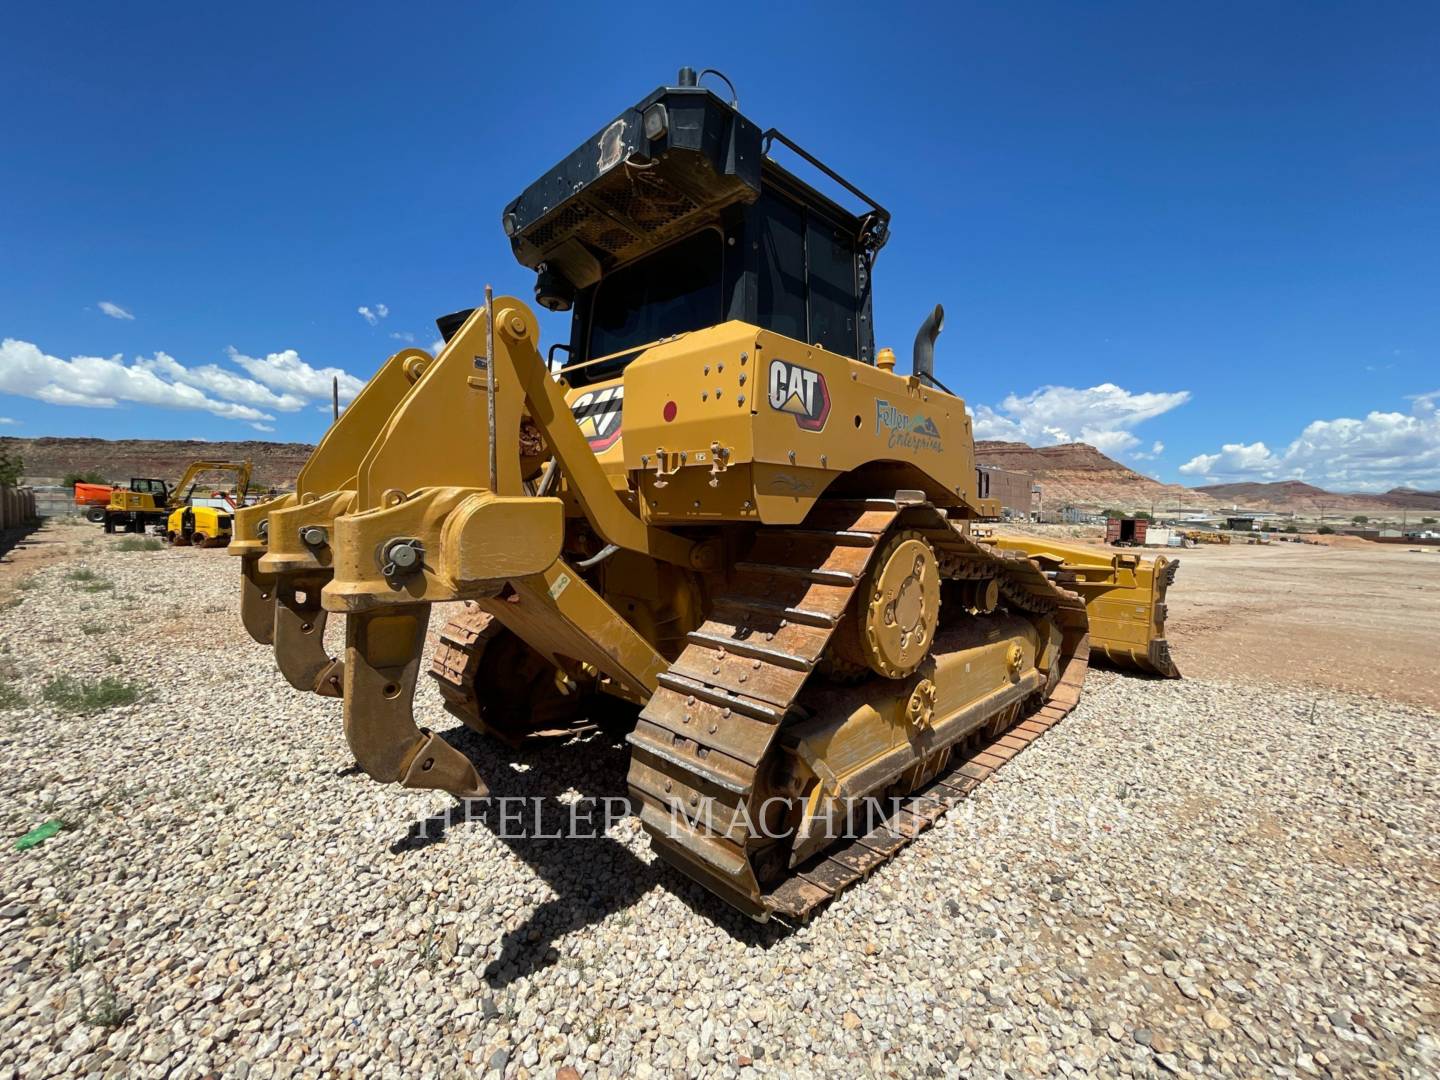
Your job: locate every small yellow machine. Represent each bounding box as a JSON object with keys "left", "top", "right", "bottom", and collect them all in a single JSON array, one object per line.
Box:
[
  {"left": 233, "top": 70, "right": 1179, "bottom": 920},
  {"left": 103, "top": 460, "right": 252, "bottom": 536},
  {"left": 164, "top": 504, "right": 235, "bottom": 548}
]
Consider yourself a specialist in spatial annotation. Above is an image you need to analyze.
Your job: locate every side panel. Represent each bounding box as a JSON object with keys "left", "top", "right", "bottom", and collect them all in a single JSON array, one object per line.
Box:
[
  {"left": 619, "top": 322, "right": 981, "bottom": 526},
  {"left": 748, "top": 330, "right": 976, "bottom": 521}
]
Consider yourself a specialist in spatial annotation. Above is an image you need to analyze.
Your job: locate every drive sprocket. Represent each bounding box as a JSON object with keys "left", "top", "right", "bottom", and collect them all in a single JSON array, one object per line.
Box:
[{"left": 838, "top": 529, "right": 941, "bottom": 679}]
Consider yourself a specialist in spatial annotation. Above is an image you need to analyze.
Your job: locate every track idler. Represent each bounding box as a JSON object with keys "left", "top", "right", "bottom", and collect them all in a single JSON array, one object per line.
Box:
[{"left": 343, "top": 605, "right": 487, "bottom": 798}]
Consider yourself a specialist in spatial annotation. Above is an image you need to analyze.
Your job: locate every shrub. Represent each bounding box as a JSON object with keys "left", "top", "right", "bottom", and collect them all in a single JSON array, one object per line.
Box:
[
  {"left": 0, "top": 681, "right": 24, "bottom": 710},
  {"left": 65, "top": 568, "right": 101, "bottom": 582},
  {"left": 1317, "top": 525, "right": 1335, "bottom": 535},
  {"left": 114, "top": 537, "right": 163, "bottom": 552},
  {"left": 83, "top": 974, "right": 132, "bottom": 1028},
  {"left": 63, "top": 470, "right": 110, "bottom": 489},
  {"left": 41, "top": 676, "right": 139, "bottom": 714},
  {"left": 0, "top": 447, "right": 21, "bottom": 488}
]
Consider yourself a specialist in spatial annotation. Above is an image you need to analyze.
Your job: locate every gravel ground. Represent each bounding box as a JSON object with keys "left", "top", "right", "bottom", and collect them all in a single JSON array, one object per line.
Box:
[{"left": 1, "top": 520, "right": 1437, "bottom": 1078}]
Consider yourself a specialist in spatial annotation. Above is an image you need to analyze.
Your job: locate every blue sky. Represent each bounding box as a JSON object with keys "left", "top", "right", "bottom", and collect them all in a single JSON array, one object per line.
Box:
[{"left": 2, "top": 2, "right": 1437, "bottom": 491}]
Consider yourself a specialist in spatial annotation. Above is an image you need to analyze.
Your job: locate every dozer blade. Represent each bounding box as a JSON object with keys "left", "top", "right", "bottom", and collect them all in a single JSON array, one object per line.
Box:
[
  {"left": 985, "top": 534, "right": 1180, "bottom": 678},
  {"left": 343, "top": 605, "right": 487, "bottom": 799}
]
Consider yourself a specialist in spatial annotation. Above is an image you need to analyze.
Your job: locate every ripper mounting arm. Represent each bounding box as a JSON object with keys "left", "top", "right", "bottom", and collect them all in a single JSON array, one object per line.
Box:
[
  {"left": 327, "top": 298, "right": 698, "bottom": 616},
  {"left": 320, "top": 298, "right": 697, "bottom": 802},
  {"left": 230, "top": 347, "right": 434, "bottom": 675}
]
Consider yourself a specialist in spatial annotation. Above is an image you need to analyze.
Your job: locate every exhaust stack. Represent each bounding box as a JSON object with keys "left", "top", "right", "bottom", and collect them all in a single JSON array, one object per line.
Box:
[{"left": 912, "top": 303, "right": 944, "bottom": 383}]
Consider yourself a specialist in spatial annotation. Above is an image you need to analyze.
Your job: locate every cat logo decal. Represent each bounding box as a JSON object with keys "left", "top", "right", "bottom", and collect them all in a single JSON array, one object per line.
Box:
[
  {"left": 571, "top": 386, "right": 624, "bottom": 451},
  {"left": 767, "top": 359, "right": 830, "bottom": 431}
]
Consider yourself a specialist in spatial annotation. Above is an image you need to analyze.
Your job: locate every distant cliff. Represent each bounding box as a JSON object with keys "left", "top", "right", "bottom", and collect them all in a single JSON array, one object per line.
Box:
[
  {"left": 974, "top": 441, "right": 1437, "bottom": 515},
  {"left": 2, "top": 436, "right": 314, "bottom": 490}
]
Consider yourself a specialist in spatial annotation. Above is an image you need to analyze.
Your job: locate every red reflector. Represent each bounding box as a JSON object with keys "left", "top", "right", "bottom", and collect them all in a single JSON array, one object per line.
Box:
[{"left": 663, "top": 400, "right": 677, "bottom": 422}]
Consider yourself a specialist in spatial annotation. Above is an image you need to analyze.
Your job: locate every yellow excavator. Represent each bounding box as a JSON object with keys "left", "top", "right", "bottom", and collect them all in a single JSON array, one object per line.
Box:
[
  {"left": 102, "top": 460, "right": 251, "bottom": 541},
  {"left": 232, "top": 70, "right": 1178, "bottom": 921}
]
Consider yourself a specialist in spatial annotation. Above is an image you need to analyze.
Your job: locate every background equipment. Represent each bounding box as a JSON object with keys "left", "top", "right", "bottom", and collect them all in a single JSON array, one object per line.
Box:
[{"left": 101, "top": 460, "right": 251, "bottom": 537}]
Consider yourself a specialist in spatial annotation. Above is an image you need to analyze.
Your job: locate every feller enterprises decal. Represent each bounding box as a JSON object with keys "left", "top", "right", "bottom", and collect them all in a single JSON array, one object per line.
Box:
[
  {"left": 767, "top": 359, "right": 831, "bottom": 431},
  {"left": 571, "top": 386, "right": 624, "bottom": 451},
  {"left": 875, "top": 400, "right": 943, "bottom": 452}
]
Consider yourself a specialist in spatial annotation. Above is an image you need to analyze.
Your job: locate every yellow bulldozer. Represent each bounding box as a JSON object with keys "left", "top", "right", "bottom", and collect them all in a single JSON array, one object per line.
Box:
[{"left": 232, "top": 70, "right": 1179, "bottom": 921}]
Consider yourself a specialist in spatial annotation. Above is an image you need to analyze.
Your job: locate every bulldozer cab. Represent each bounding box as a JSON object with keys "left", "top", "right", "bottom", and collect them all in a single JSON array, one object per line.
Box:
[{"left": 492, "top": 69, "right": 890, "bottom": 386}]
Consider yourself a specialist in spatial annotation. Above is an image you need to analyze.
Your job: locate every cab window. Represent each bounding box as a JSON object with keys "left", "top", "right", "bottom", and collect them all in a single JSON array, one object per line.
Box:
[{"left": 587, "top": 230, "right": 723, "bottom": 366}]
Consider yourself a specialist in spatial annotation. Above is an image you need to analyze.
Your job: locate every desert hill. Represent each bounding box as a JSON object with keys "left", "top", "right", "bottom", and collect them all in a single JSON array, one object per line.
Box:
[
  {"left": 2, "top": 436, "right": 314, "bottom": 490},
  {"left": 1194, "top": 480, "right": 1440, "bottom": 514},
  {"left": 6, "top": 434, "right": 1433, "bottom": 518},
  {"left": 975, "top": 441, "right": 1220, "bottom": 512},
  {"left": 976, "top": 441, "right": 1437, "bottom": 516}
]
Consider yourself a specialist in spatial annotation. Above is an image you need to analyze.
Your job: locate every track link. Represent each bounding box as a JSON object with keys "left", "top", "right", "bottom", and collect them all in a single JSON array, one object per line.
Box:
[
  {"left": 430, "top": 602, "right": 497, "bottom": 732},
  {"left": 625, "top": 497, "right": 1090, "bottom": 921},
  {"left": 765, "top": 635, "right": 1088, "bottom": 919},
  {"left": 429, "top": 603, "right": 594, "bottom": 743}
]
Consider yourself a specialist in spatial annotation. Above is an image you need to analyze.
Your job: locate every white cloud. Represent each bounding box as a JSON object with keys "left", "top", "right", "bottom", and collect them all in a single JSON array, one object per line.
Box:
[
  {"left": 389, "top": 331, "right": 415, "bottom": 343},
  {"left": 226, "top": 347, "right": 365, "bottom": 404},
  {"left": 0, "top": 338, "right": 362, "bottom": 428},
  {"left": 1131, "top": 440, "right": 1166, "bottom": 461},
  {"left": 250, "top": 422, "right": 276, "bottom": 433},
  {"left": 430, "top": 338, "right": 445, "bottom": 355},
  {"left": 0, "top": 339, "right": 272, "bottom": 422},
  {"left": 0, "top": 417, "right": 16, "bottom": 425},
  {"left": 133, "top": 352, "right": 307, "bottom": 411},
  {"left": 358, "top": 303, "right": 390, "bottom": 326},
  {"left": 973, "top": 383, "right": 1190, "bottom": 459},
  {"left": 98, "top": 301, "right": 134, "bottom": 321},
  {"left": 1179, "top": 391, "right": 1440, "bottom": 491}
]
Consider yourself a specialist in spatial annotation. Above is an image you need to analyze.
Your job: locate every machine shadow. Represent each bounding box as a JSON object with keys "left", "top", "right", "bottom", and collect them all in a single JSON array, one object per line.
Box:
[
  {"left": 0, "top": 523, "right": 49, "bottom": 563},
  {"left": 386, "top": 721, "right": 791, "bottom": 985}
]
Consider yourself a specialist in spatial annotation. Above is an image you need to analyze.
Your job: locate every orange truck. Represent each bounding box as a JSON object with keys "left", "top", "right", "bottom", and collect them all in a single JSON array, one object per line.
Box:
[{"left": 73, "top": 482, "right": 116, "bottom": 523}]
